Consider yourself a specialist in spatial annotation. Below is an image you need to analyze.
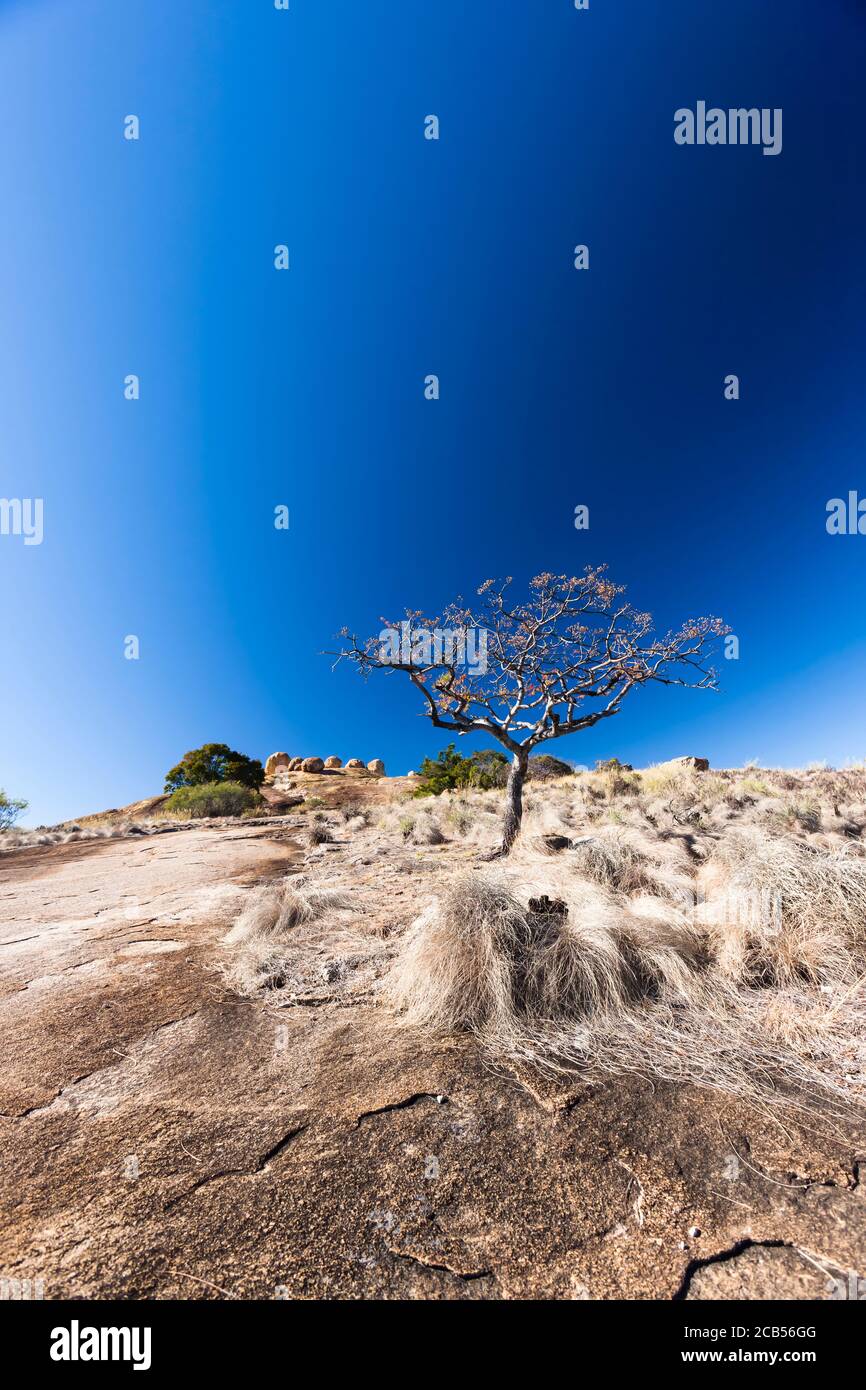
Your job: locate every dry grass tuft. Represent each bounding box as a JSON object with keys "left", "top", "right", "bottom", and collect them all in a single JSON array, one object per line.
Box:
[
  {"left": 224, "top": 878, "right": 355, "bottom": 992},
  {"left": 386, "top": 869, "right": 708, "bottom": 1040}
]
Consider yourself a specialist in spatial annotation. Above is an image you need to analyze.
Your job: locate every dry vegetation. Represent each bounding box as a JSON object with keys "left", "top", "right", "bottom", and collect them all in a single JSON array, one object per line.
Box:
[
  {"left": 12, "top": 760, "right": 864, "bottom": 1117},
  {"left": 215, "top": 760, "right": 866, "bottom": 1118}
]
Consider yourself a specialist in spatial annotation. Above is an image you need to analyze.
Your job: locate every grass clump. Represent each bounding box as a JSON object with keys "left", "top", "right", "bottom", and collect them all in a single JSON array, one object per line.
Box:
[{"left": 223, "top": 879, "right": 355, "bottom": 992}]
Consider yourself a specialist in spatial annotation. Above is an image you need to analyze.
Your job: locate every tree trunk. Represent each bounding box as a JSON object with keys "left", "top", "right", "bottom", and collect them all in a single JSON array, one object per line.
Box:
[{"left": 499, "top": 751, "right": 528, "bottom": 855}]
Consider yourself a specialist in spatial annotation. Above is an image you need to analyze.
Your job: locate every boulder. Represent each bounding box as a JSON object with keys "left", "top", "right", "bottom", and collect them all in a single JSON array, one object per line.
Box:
[
  {"left": 345, "top": 759, "right": 365, "bottom": 770},
  {"left": 324, "top": 756, "right": 342, "bottom": 769},
  {"left": 264, "top": 752, "right": 290, "bottom": 782},
  {"left": 670, "top": 756, "right": 710, "bottom": 773},
  {"left": 366, "top": 759, "right": 386, "bottom": 776},
  {"left": 288, "top": 757, "right": 304, "bottom": 771},
  {"left": 406, "top": 770, "right": 421, "bottom": 779},
  {"left": 301, "top": 757, "right": 325, "bottom": 774}
]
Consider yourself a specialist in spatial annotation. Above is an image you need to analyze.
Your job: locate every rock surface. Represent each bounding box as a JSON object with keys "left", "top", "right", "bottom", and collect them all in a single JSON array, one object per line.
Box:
[
  {"left": 670, "top": 756, "right": 710, "bottom": 772},
  {"left": 0, "top": 815, "right": 863, "bottom": 1300}
]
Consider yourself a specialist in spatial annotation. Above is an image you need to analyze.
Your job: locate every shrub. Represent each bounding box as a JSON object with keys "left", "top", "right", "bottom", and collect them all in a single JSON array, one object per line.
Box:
[
  {"left": 469, "top": 749, "right": 510, "bottom": 788},
  {"left": 527, "top": 754, "right": 573, "bottom": 782},
  {"left": 413, "top": 744, "right": 508, "bottom": 796},
  {"left": 0, "top": 789, "right": 28, "bottom": 831},
  {"left": 164, "top": 743, "right": 264, "bottom": 793},
  {"left": 163, "top": 781, "right": 262, "bottom": 818}
]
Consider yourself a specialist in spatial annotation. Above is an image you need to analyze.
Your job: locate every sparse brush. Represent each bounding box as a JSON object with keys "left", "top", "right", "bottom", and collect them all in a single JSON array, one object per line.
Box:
[
  {"left": 782, "top": 801, "right": 821, "bottom": 834},
  {"left": 388, "top": 806, "right": 447, "bottom": 845},
  {"left": 223, "top": 878, "right": 355, "bottom": 992},
  {"left": 226, "top": 880, "right": 351, "bottom": 945},
  {"left": 386, "top": 869, "right": 708, "bottom": 1043},
  {"left": 386, "top": 872, "right": 534, "bottom": 1034},
  {"left": 415, "top": 822, "right": 446, "bottom": 845},
  {"left": 383, "top": 796, "right": 866, "bottom": 1113},
  {"left": 698, "top": 828, "right": 866, "bottom": 988},
  {"left": 308, "top": 825, "right": 334, "bottom": 845},
  {"left": 444, "top": 804, "right": 475, "bottom": 836},
  {"left": 565, "top": 833, "right": 652, "bottom": 894}
]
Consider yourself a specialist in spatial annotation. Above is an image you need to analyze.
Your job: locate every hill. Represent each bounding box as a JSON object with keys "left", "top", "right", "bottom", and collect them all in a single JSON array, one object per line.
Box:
[{"left": 1, "top": 761, "right": 864, "bottom": 1299}]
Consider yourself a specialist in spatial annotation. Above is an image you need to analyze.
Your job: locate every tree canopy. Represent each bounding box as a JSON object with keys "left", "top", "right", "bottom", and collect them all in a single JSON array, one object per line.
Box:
[
  {"left": 0, "top": 789, "right": 28, "bottom": 831},
  {"left": 164, "top": 743, "right": 264, "bottom": 793},
  {"left": 335, "top": 568, "right": 727, "bottom": 852}
]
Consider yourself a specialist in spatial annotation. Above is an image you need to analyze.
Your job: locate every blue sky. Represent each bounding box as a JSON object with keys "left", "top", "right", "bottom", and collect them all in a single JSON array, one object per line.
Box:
[{"left": 2, "top": 0, "right": 866, "bottom": 826}]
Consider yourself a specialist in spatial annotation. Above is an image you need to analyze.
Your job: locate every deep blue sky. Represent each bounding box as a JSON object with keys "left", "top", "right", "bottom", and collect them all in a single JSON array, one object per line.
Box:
[{"left": 2, "top": 0, "right": 865, "bottom": 825}]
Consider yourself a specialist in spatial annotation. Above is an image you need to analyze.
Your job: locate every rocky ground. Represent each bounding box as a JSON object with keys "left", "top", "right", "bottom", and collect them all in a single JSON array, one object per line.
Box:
[{"left": 1, "top": 769, "right": 865, "bottom": 1300}]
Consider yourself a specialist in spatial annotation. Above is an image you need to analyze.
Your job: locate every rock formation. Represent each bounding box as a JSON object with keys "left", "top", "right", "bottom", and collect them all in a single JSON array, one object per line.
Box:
[{"left": 264, "top": 752, "right": 291, "bottom": 782}]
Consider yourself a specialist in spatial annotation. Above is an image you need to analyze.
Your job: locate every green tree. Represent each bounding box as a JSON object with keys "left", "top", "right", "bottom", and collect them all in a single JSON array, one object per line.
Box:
[
  {"left": 164, "top": 743, "right": 264, "bottom": 793},
  {"left": 414, "top": 744, "right": 508, "bottom": 796},
  {"left": 0, "top": 789, "right": 28, "bottom": 831}
]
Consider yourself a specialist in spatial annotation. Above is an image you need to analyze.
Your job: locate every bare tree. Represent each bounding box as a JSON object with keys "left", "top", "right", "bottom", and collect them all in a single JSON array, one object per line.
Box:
[{"left": 334, "top": 569, "right": 727, "bottom": 856}]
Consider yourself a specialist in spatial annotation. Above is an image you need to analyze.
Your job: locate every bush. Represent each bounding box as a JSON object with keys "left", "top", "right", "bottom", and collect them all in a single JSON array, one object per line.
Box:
[
  {"left": 414, "top": 745, "right": 508, "bottom": 796},
  {"left": 163, "top": 782, "right": 262, "bottom": 819},
  {"left": 0, "top": 789, "right": 28, "bottom": 831},
  {"left": 164, "top": 743, "right": 264, "bottom": 793},
  {"left": 469, "top": 749, "right": 510, "bottom": 788},
  {"left": 415, "top": 746, "right": 576, "bottom": 797},
  {"left": 527, "top": 754, "right": 573, "bottom": 782}
]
